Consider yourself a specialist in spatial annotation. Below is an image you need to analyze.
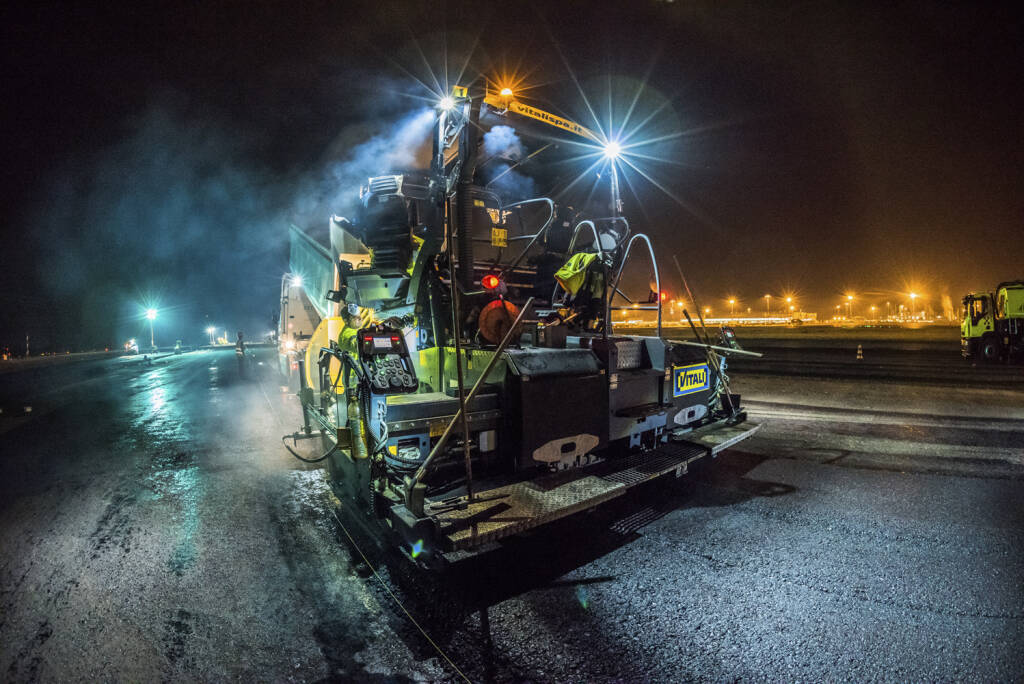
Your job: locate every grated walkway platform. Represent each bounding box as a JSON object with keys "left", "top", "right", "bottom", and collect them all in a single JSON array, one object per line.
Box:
[{"left": 431, "top": 440, "right": 715, "bottom": 550}]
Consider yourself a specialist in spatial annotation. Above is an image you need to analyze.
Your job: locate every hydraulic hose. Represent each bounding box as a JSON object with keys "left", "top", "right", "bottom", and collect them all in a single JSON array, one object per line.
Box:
[{"left": 281, "top": 433, "right": 337, "bottom": 464}]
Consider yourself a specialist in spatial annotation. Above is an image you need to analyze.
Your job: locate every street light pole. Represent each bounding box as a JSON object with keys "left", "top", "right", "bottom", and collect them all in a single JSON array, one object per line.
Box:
[{"left": 146, "top": 308, "right": 157, "bottom": 349}]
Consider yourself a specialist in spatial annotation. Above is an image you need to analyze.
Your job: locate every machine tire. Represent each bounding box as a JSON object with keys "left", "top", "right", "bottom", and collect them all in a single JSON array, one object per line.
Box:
[{"left": 980, "top": 334, "right": 1001, "bottom": 363}]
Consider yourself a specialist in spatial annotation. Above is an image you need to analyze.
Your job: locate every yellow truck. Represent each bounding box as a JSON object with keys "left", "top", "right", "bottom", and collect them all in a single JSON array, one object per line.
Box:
[{"left": 961, "top": 280, "right": 1024, "bottom": 362}]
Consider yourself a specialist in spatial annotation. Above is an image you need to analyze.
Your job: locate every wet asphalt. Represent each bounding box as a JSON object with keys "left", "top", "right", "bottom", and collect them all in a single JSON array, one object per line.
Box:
[{"left": 0, "top": 345, "right": 1022, "bottom": 681}]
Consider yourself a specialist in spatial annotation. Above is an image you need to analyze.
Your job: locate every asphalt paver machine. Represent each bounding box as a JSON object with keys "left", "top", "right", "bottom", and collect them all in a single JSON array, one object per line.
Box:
[{"left": 283, "top": 83, "right": 761, "bottom": 567}]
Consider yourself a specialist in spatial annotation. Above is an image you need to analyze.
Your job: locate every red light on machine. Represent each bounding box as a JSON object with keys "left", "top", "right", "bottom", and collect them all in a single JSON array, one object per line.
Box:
[{"left": 482, "top": 274, "right": 501, "bottom": 290}]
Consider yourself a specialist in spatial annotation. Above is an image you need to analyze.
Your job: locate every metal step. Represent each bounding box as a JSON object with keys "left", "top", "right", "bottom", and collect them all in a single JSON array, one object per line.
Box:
[
  {"left": 430, "top": 440, "right": 711, "bottom": 551},
  {"left": 676, "top": 420, "right": 762, "bottom": 455},
  {"left": 599, "top": 441, "right": 707, "bottom": 486}
]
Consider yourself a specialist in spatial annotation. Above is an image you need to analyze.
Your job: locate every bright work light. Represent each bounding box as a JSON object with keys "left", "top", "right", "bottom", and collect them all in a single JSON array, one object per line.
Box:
[{"left": 603, "top": 141, "right": 621, "bottom": 159}]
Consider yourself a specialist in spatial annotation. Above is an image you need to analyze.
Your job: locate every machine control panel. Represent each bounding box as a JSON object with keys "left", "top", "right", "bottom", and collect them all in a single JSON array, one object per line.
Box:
[
  {"left": 718, "top": 326, "right": 741, "bottom": 350},
  {"left": 357, "top": 326, "right": 419, "bottom": 394}
]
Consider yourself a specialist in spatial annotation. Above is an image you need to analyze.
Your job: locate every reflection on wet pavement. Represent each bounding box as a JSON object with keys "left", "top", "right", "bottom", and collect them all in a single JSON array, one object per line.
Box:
[{"left": 0, "top": 349, "right": 1022, "bottom": 681}]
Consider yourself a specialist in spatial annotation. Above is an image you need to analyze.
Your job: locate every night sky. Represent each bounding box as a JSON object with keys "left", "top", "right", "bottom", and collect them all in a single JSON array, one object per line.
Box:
[{"left": 2, "top": 1, "right": 1022, "bottom": 351}]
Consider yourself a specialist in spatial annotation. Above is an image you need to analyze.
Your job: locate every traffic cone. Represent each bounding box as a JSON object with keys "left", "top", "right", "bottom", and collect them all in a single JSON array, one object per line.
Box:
[{"left": 856, "top": 344, "right": 863, "bottom": 360}]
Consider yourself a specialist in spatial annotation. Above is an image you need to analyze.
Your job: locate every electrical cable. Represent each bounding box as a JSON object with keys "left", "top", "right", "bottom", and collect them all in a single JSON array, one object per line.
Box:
[
  {"left": 254, "top": 348, "right": 469, "bottom": 681},
  {"left": 327, "top": 506, "right": 471, "bottom": 684}
]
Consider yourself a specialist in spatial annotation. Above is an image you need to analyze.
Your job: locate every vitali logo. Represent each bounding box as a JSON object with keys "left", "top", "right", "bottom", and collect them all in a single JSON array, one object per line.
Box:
[{"left": 673, "top": 363, "right": 710, "bottom": 397}]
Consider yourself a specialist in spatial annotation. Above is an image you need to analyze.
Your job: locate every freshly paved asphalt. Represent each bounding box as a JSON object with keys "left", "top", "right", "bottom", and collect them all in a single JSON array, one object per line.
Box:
[{"left": 1, "top": 344, "right": 1021, "bottom": 681}]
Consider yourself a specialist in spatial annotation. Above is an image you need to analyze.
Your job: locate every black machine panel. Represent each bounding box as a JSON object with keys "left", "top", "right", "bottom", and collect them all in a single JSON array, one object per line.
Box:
[
  {"left": 664, "top": 342, "right": 719, "bottom": 427},
  {"left": 357, "top": 326, "right": 419, "bottom": 394},
  {"left": 506, "top": 370, "right": 608, "bottom": 471}
]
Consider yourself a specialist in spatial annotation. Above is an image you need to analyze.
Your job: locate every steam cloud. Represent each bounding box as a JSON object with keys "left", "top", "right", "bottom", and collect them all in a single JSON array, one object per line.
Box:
[
  {"left": 293, "top": 107, "right": 435, "bottom": 221},
  {"left": 483, "top": 125, "right": 524, "bottom": 160},
  {"left": 480, "top": 125, "right": 535, "bottom": 201},
  {"left": 27, "top": 91, "right": 438, "bottom": 349}
]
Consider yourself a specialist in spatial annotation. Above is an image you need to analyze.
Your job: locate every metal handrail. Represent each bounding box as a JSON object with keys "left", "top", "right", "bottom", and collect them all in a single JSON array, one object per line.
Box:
[
  {"left": 565, "top": 220, "right": 603, "bottom": 260},
  {"left": 606, "top": 233, "right": 662, "bottom": 337},
  {"left": 589, "top": 216, "right": 632, "bottom": 253},
  {"left": 496, "top": 198, "right": 555, "bottom": 279}
]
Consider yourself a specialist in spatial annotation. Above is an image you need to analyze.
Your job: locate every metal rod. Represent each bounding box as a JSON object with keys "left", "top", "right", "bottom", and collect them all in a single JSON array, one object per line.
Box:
[
  {"left": 610, "top": 161, "right": 622, "bottom": 217},
  {"left": 667, "top": 339, "right": 763, "bottom": 358},
  {"left": 484, "top": 144, "right": 551, "bottom": 187},
  {"left": 446, "top": 199, "right": 476, "bottom": 503},
  {"left": 673, "top": 254, "right": 712, "bottom": 345},
  {"left": 408, "top": 297, "right": 534, "bottom": 493},
  {"left": 682, "top": 310, "right": 704, "bottom": 345}
]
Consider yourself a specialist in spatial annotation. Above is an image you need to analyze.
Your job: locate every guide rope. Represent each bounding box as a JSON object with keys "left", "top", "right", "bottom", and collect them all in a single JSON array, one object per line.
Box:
[
  {"left": 252, "top": 354, "right": 471, "bottom": 682},
  {"left": 328, "top": 507, "right": 471, "bottom": 683}
]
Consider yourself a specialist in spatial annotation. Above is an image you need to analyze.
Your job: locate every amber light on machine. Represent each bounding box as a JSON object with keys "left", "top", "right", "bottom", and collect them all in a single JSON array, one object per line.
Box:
[{"left": 482, "top": 274, "right": 501, "bottom": 290}]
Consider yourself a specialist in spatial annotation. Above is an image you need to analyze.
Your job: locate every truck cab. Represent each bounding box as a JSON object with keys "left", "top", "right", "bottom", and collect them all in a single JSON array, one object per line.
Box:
[
  {"left": 961, "top": 292, "right": 996, "bottom": 359},
  {"left": 962, "top": 281, "right": 1024, "bottom": 362}
]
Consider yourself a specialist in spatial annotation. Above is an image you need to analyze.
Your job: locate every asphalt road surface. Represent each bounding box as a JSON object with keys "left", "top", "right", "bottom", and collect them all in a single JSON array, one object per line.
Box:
[{"left": 1, "top": 343, "right": 1022, "bottom": 681}]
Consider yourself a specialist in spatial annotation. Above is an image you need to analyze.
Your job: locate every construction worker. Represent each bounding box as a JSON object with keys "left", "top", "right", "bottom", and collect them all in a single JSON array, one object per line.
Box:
[
  {"left": 555, "top": 251, "right": 606, "bottom": 328},
  {"left": 235, "top": 331, "right": 246, "bottom": 377},
  {"left": 337, "top": 302, "right": 378, "bottom": 354}
]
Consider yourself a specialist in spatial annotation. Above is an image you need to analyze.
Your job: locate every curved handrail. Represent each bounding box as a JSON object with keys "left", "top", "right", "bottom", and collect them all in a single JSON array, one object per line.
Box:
[
  {"left": 496, "top": 198, "right": 556, "bottom": 278},
  {"left": 565, "top": 220, "right": 603, "bottom": 260},
  {"left": 605, "top": 233, "right": 661, "bottom": 338}
]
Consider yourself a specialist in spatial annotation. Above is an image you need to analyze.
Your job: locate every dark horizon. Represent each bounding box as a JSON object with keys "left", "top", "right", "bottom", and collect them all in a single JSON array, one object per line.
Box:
[{"left": 2, "top": 0, "right": 1022, "bottom": 352}]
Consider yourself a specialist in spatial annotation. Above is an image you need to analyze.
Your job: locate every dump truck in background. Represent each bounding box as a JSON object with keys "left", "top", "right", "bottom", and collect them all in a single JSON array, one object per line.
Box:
[
  {"left": 279, "top": 81, "right": 762, "bottom": 568},
  {"left": 961, "top": 280, "right": 1024, "bottom": 362}
]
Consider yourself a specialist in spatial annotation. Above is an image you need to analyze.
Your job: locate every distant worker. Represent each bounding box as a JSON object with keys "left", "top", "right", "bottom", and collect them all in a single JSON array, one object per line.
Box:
[{"left": 235, "top": 331, "right": 246, "bottom": 377}]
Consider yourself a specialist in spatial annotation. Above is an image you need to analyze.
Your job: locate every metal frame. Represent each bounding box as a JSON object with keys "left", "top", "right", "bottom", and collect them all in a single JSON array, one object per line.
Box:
[
  {"left": 605, "top": 233, "right": 662, "bottom": 338},
  {"left": 495, "top": 198, "right": 555, "bottom": 279}
]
